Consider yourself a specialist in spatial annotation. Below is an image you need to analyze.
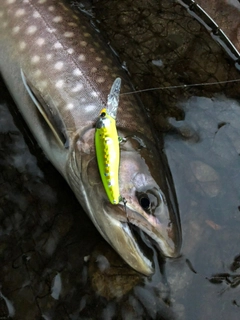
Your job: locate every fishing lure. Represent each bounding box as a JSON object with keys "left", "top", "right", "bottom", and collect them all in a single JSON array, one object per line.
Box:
[{"left": 95, "top": 78, "right": 121, "bottom": 204}]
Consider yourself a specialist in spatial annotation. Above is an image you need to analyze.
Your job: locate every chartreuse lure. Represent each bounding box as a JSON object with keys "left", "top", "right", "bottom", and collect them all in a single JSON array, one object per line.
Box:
[{"left": 95, "top": 78, "right": 121, "bottom": 204}]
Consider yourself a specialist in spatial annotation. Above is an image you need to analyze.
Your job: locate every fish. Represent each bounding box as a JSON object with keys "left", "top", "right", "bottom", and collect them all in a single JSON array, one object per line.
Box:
[{"left": 0, "top": 0, "right": 182, "bottom": 275}]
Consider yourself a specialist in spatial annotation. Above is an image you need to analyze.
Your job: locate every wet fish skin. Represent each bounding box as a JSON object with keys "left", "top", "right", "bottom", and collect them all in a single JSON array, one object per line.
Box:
[{"left": 0, "top": 0, "right": 181, "bottom": 275}]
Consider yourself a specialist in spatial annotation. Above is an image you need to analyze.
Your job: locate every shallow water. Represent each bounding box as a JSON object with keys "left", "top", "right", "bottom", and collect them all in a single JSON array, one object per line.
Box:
[
  {"left": 164, "top": 95, "right": 240, "bottom": 319},
  {"left": 1, "top": 0, "right": 240, "bottom": 319}
]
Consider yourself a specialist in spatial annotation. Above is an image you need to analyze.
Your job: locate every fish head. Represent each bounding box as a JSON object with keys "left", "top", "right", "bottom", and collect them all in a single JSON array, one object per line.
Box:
[
  {"left": 68, "top": 127, "right": 181, "bottom": 276},
  {"left": 118, "top": 133, "right": 182, "bottom": 255}
]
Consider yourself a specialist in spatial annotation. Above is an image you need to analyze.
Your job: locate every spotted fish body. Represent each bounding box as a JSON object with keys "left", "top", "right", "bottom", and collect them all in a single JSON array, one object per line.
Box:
[
  {"left": 0, "top": 0, "right": 151, "bottom": 146},
  {"left": 0, "top": 0, "right": 182, "bottom": 275}
]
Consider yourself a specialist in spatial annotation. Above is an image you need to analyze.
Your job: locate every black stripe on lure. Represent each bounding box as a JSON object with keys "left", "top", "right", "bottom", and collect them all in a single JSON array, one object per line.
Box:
[{"left": 95, "top": 78, "right": 121, "bottom": 205}]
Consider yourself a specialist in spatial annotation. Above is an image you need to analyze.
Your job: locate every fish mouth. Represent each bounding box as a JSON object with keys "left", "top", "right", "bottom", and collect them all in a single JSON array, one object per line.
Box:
[
  {"left": 98, "top": 202, "right": 154, "bottom": 275},
  {"left": 109, "top": 202, "right": 178, "bottom": 255},
  {"left": 102, "top": 201, "right": 179, "bottom": 275},
  {"left": 119, "top": 221, "right": 154, "bottom": 271}
]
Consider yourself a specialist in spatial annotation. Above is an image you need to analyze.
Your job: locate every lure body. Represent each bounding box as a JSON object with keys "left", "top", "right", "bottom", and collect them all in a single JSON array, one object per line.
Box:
[
  {"left": 95, "top": 78, "right": 122, "bottom": 204},
  {"left": 95, "top": 109, "right": 120, "bottom": 204}
]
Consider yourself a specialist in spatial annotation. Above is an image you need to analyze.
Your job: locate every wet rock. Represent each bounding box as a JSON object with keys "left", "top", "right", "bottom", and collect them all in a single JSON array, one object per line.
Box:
[
  {"left": 190, "top": 161, "right": 220, "bottom": 197},
  {"left": 120, "top": 295, "right": 145, "bottom": 320},
  {"left": 88, "top": 242, "right": 142, "bottom": 300},
  {"left": 190, "top": 161, "right": 219, "bottom": 182},
  {"left": 7, "top": 287, "right": 39, "bottom": 320},
  {"left": 0, "top": 296, "right": 9, "bottom": 319},
  {"left": 51, "top": 273, "right": 62, "bottom": 300},
  {"left": 167, "top": 117, "right": 200, "bottom": 142}
]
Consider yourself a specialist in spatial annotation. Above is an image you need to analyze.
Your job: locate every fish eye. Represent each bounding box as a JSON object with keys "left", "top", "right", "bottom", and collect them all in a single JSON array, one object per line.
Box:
[
  {"left": 139, "top": 194, "right": 150, "bottom": 210},
  {"left": 136, "top": 190, "right": 159, "bottom": 213}
]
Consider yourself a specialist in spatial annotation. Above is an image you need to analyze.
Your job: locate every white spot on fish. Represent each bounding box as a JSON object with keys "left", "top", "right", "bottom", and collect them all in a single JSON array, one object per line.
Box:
[
  {"left": 34, "top": 70, "right": 42, "bottom": 77},
  {"left": 46, "top": 54, "right": 52, "bottom": 60},
  {"left": 83, "top": 33, "right": 91, "bottom": 37},
  {"left": 12, "top": 26, "right": 20, "bottom": 34},
  {"left": 7, "top": 0, "right": 16, "bottom": 4},
  {"left": 97, "top": 77, "right": 105, "bottom": 83},
  {"left": 67, "top": 48, "right": 74, "bottom": 54},
  {"left": 78, "top": 54, "right": 86, "bottom": 62},
  {"left": 19, "top": 41, "right": 26, "bottom": 50},
  {"left": 71, "top": 83, "right": 83, "bottom": 93},
  {"left": 53, "top": 16, "right": 63, "bottom": 23},
  {"left": 54, "top": 62, "right": 64, "bottom": 70},
  {"left": 84, "top": 104, "right": 97, "bottom": 112},
  {"left": 96, "top": 57, "right": 102, "bottom": 62},
  {"left": 68, "top": 22, "right": 77, "bottom": 27},
  {"left": 103, "top": 65, "right": 109, "bottom": 71},
  {"left": 2, "top": 22, "right": 8, "bottom": 28},
  {"left": 91, "top": 67, "right": 97, "bottom": 73},
  {"left": 94, "top": 42, "right": 100, "bottom": 48},
  {"left": 26, "top": 25, "right": 37, "bottom": 35},
  {"left": 23, "top": 0, "right": 29, "bottom": 3},
  {"left": 36, "top": 38, "right": 45, "bottom": 46},
  {"left": 33, "top": 11, "right": 41, "bottom": 18},
  {"left": 15, "top": 9, "right": 25, "bottom": 16},
  {"left": 31, "top": 55, "right": 40, "bottom": 64},
  {"left": 72, "top": 14, "right": 79, "bottom": 20},
  {"left": 39, "top": 80, "right": 48, "bottom": 88},
  {"left": 54, "top": 41, "right": 63, "bottom": 49},
  {"left": 0, "top": 12, "right": 3, "bottom": 18},
  {"left": 73, "top": 68, "right": 82, "bottom": 76},
  {"left": 66, "top": 103, "right": 74, "bottom": 110},
  {"left": 47, "top": 27, "right": 56, "bottom": 33},
  {"left": 55, "top": 80, "right": 64, "bottom": 88},
  {"left": 59, "top": 3, "right": 69, "bottom": 11},
  {"left": 38, "top": 0, "right": 47, "bottom": 3},
  {"left": 64, "top": 32, "right": 74, "bottom": 38},
  {"left": 80, "top": 41, "right": 87, "bottom": 47},
  {"left": 91, "top": 91, "right": 99, "bottom": 98},
  {"left": 48, "top": 6, "right": 55, "bottom": 11}
]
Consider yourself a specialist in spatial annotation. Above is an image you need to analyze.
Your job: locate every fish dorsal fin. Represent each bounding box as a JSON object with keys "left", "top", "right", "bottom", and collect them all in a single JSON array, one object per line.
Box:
[
  {"left": 107, "top": 77, "right": 121, "bottom": 119},
  {"left": 20, "top": 69, "right": 67, "bottom": 148}
]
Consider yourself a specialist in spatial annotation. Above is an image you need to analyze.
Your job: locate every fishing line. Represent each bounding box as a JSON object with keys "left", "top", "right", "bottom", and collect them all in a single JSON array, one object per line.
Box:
[
  {"left": 120, "top": 78, "right": 240, "bottom": 96},
  {"left": 120, "top": 196, "right": 130, "bottom": 223}
]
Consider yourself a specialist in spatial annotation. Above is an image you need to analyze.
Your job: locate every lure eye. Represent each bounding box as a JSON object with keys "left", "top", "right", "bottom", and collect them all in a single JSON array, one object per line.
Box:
[{"left": 100, "top": 112, "right": 106, "bottom": 118}]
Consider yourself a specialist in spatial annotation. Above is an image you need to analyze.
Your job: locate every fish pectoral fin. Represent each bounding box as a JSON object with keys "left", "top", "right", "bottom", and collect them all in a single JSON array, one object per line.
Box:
[{"left": 20, "top": 69, "right": 68, "bottom": 148}]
